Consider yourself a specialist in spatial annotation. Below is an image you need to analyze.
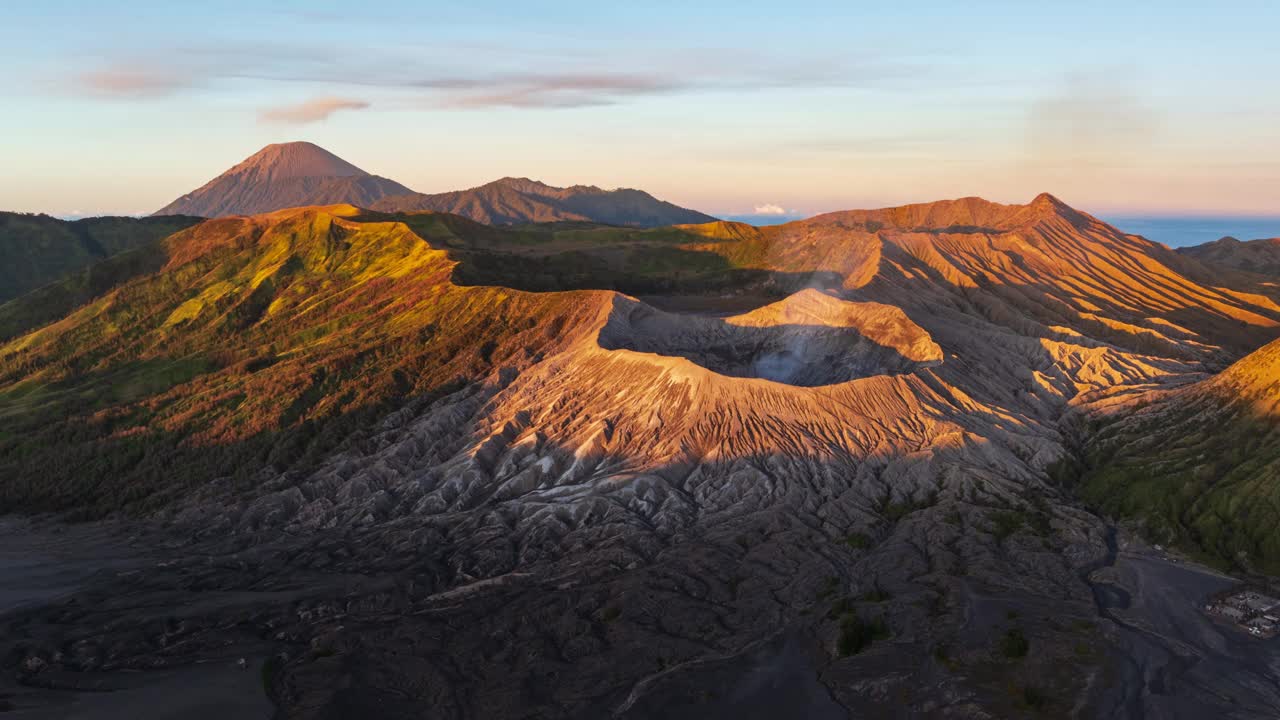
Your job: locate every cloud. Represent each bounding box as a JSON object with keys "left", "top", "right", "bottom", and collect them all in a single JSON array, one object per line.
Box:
[
  {"left": 258, "top": 97, "right": 369, "bottom": 124},
  {"left": 79, "top": 64, "right": 190, "bottom": 97},
  {"left": 753, "top": 203, "right": 788, "bottom": 215},
  {"left": 430, "top": 73, "right": 682, "bottom": 109},
  {"left": 71, "top": 43, "right": 926, "bottom": 112}
]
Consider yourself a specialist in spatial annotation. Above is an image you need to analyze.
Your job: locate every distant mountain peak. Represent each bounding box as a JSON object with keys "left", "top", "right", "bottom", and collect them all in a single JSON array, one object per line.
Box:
[
  {"left": 810, "top": 192, "right": 1089, "bottom": 233},
  {"left": 154, "top": 142, "right": 411, "bottom": 217},
  {"left": 1029, "top": 191, "right": 1068, "bottom": 212},
  {"left": 229, "top": 142, "right": 367, "bottom": 180},
  {"left": 154, "top": 146, "right": 715, "bottom": 226},
  {"left": 373, "top": 176, "right": 716, "bottom": 227},
  {"left": 1179, "top": 233, "right": 1280, "bottom": 274}
]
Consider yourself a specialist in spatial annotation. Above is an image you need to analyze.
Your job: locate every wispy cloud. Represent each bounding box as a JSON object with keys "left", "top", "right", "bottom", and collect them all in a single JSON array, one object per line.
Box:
[
  {"left": 69, "top": 44, "right": 925, "bottom": 111},
  {"left": 78, "top": 64, "right": 190, "bottom": 97},
  {"left": 428, "top": 73, "right": 681, "bottom": 109},
  {"left": 753, "top": 203, "right": 788, "bottom": 215},
  {"left": 259, "top": 97, "right": 369, "bottom": 124}
]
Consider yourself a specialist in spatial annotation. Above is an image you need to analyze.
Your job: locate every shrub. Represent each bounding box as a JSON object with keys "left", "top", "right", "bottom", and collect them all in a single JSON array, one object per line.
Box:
[
  {"left": 1020, "top": 684, "right": 1049, "bottom": 710},
  {"left": 837, "top": 614, "right": 889, "bottom": 657},
  {"left": 859, "top": 585, "right": 892, "bottom": 603},
  {"left": 990, "top": 511, "right": 1025, "bottom": 542},
  {"left": 844, "top": 532, "right": 872, "bottom": 549},
  {"left": 999, "top": 628, "right": 1029, "bottom": 658}
]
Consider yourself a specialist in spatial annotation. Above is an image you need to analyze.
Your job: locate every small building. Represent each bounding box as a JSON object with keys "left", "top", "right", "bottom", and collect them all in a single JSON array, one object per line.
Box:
[
  {"left": 1218, "top": 605, "right": 1246, "bottom": 621},
  {"left": 1245, "top": 618, "right": 1275, "bottom": 637},
  {"left": 1239, "top": 592, "right": 1280, "bottom": 613}
]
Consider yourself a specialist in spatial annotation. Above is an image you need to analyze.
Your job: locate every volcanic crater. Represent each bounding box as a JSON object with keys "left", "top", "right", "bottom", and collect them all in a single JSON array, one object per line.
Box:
[{"left": 597, "top": 288, "right": 944, "bottom": 386}]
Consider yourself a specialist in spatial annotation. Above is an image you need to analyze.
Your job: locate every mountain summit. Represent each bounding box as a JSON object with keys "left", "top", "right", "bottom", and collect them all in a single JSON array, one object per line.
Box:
[
  {"left": 371, "top": 176, "right": 718, "bottom": 227},
  {"left": 153, "top": 142, "right": 414, "bottom": 217},
  {"left": 216, "top": 141, "right": 366, "bottom": 179},
  {"left": 1179, "top": 235, "right": 1280, "bottom": 274}
]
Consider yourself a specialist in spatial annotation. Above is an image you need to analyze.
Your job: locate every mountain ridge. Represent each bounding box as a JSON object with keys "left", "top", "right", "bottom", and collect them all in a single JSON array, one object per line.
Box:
[
  {"left": 153, "top": 143, "right": 718, "bottom": 227},
  {"left": 0, "top": 211, "right": 201, "bottom": 303},
  {"left": 1179, "top": 234, "right": 1280, "bottom": 275},
  {"left": 372, "top": 175, "right": 718, "bottom": 227},
  {"left": 6, "top": 193, "right": 1280, "bottom": 717}
]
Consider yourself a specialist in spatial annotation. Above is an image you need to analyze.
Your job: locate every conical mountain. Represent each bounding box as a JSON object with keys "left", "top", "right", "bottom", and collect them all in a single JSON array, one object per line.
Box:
[{"left": 153, "top": 141, "right": 414, "bottom": 217}]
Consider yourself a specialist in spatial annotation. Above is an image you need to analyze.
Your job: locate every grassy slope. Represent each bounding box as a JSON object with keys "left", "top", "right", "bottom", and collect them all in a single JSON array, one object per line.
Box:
[
  {"left": 1077, "top": 344, "right": 1280, "bottom": 574},
  {"left": 373, "top": 212, "right": 809, "bottom": 296},
  {"left": 0, "top": 207, "right": 604, "bottom": 515},
  {"left": 0, "top": 212, "right": 201, "bottom": 302}
]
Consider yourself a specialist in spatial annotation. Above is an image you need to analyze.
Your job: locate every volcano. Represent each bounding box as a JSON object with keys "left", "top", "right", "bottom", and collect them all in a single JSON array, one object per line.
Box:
[
  {"left": 4, "top": 193, "right": 1280, "bottom": 718},
  {"left": 153, "top": 141, "right": 414, "bottom": 217},
  {"left": 153, "top": 144, "right": 717, "bottom": 227}
]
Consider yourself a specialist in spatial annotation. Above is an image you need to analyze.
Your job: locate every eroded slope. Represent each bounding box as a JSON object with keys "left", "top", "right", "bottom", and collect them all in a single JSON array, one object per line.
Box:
[{"left": 4, "top": 194, "right": 1280, "bottom": 719}]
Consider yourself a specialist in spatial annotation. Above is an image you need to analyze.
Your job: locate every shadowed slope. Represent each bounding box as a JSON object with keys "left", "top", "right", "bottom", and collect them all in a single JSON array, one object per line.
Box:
[
  {"left": 599, "top": 290, "right": 941, "bottom": 385},
  {"left": 7, "top": 194, "right": 1280, "bottom": 718},
  {"left": 0, "top": 211, "right": 201, "bottom": 302},
  {"left": 1179, "top": 235, "right": 1280, "bottom": 275},
  {"left": 1078, "top": 335, "right": 1280, "bottom": 573}
]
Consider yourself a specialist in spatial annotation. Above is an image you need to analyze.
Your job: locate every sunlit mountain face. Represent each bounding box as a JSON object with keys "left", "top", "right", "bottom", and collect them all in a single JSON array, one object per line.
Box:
[
  {"left": 5, "top": 3, "right": 1280, "bottom": 717},
  {"left": 5, "top": 170, "right": 1280, "bottom": 717}
]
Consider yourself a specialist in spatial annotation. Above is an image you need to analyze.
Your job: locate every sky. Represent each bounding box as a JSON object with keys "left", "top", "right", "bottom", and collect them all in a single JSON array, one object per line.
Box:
[{"left": 2, "top": 0, "right": 1279, "bottom": 220}]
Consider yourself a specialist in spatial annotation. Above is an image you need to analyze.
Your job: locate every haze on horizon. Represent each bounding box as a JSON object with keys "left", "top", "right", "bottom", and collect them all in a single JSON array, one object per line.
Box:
[{"left": 2, "top": 0, "right": 1278, "bottom": 219}]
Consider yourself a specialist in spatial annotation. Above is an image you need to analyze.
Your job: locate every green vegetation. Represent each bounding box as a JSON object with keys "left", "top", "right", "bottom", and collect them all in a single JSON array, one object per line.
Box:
[
  {"left": 987, "top": 507, "right": 1052, "bottom": 542},
  {"left": 372, "top": 210, "right": 843, "bottom": 297},
  {"left": 261, "top": 654, "right": 282, "bottom": 694},
  {"left": 816, "top": 576, "right": 840, "bottom": 601},
  {"left": 1078, "top": 398, "right": 1280, "bottom": 574},
  {"left": 1018, "top": 681, "right": 1049, "bottom": 707},
  {"left": 0, "top": 211, "right": 199, "bottom": 303},
  {"left": 990, "top": 511, "right": 1025, "bottom": 542},
  {"left": 0, "top": 207, "right": 605, "bottom": 515},
  {"left": 836, "top": 613, "right": 890, "bottom": 657},
  {"left": 858, "top": 585, "right": 892, "bottom": 603},
  {"left": 843, "top": 532, "right": 872, "bottom": 549},
  {"left": 879, "top": 489, "right": 940, "bottom": 523},
  {"left": 999, "top": 628, "right": 1029, "bottom": 659}
]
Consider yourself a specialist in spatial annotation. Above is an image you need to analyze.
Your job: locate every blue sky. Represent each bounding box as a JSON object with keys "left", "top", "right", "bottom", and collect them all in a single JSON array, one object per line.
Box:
[{"left": 2, "top": 1, "right": 1278, "bottom": 218}]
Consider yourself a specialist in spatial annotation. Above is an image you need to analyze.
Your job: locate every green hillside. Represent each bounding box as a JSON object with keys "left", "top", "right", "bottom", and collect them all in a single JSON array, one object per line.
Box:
[
  {"left": 0, "top": 212, "right": 200, "bottom": 302},
  {"left": 1077, "top": 339, "right": 1280, "bottom": 574},
  {"left": 0, "top": 206, "right": 608, "bottom": 515}
]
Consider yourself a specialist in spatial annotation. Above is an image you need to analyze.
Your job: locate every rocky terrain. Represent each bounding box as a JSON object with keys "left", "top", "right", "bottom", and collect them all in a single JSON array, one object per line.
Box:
[
  {"left": 1179, "top": 235, "right": 1280, "bottom": 275},
  {"left": 2, "top": 193, "right": 1280, "bottom": 718}
]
